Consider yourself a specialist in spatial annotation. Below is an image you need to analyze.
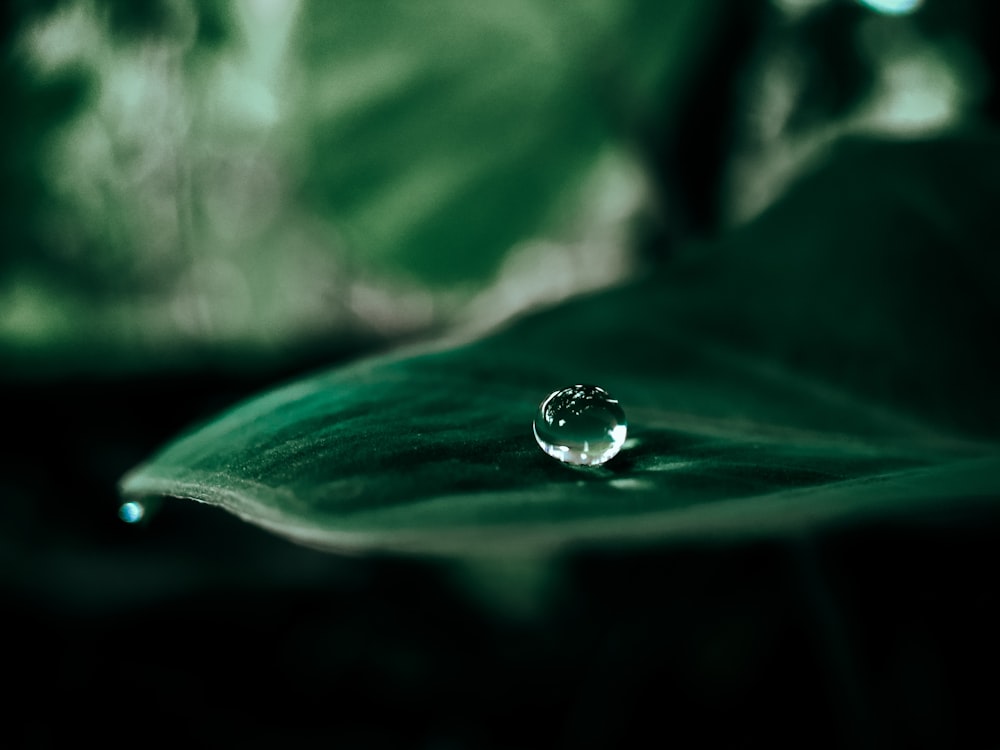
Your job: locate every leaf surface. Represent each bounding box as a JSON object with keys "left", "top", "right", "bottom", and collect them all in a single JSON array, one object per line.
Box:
[{"left": 120, "top": 135, "right": 1000, "bottom": 555}]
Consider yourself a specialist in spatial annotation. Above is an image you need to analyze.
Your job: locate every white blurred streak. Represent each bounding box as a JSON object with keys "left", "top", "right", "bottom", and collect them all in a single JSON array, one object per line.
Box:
[
  {"left": 725, "top": 14, "right": 980, "bottom": 226},
  {"left": 462, "top": 146, "right": 651, "bottom": 335},
  {"left": 348, "top": 281, "right": 436, "bottom": 337},
  {"left": 20, "top": 1, "right": 102, "bottom": 76},
  {"left": 239, "top": 0, "right": 302, "bottom": 75},
  {"left": 857, "top": 0, "right": 922, "bottom": 16},
  {"left": 857, "top": 18, "right": 971, "bottom": 135},
  {"left": 772, "top": 0, "right": 830, "bottom": 21}
]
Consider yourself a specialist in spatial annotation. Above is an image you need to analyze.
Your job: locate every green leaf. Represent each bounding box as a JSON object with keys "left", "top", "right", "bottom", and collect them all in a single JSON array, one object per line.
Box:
[{"left": 120, "top": 134, "right": 1000, "bottom": 556}]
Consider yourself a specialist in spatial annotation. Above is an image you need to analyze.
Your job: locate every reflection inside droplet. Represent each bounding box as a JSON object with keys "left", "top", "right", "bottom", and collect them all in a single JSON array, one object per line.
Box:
[
  {"left": 533, "top": 384, "right": 627, "bottom": 467},
  {"left": 118, "top": 501, "right": 145, "bottom": 524}
]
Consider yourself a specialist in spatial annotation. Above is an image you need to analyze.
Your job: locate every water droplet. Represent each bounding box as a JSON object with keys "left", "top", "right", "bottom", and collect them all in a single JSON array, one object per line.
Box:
[
  {"left": 533, "top": 385, "right": 627, "bottom": 467},
  {"left": 118, "top": 501, "right": 145, "bottom": 524}
]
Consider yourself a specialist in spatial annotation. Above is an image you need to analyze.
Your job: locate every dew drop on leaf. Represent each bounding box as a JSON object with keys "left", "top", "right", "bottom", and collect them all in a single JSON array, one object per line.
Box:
[{"left": 533, "top": 385, "right": 627, "bottom": 467}]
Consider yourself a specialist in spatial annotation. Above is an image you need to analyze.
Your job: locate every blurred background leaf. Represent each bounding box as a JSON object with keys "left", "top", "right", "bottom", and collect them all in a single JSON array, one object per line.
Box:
[
  {"left": 7, "top": 0, "right": 994, "bottom": 375},
  {"left": 0, "top": 0, "right": 720, "bottom": 374}
]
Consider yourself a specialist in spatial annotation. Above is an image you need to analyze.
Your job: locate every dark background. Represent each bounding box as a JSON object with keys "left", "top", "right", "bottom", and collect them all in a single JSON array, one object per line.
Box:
[{"left": 3, "top": 1, "right": 1000, "bottom": 747}]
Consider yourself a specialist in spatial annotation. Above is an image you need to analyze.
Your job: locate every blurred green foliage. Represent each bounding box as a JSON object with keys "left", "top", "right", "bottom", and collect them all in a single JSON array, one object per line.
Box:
[
  {"left": 3, "top": 0, "right": 993, "bottom": 375},
  {"left": 0, "top": 0, "right": 715, "bottom": 372}
]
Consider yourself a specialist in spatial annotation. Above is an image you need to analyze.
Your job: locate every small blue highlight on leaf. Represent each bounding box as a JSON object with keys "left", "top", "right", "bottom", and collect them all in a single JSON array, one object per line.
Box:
[
  {"left": 118, "top": 501, "right": 145, "bottom": 524},
  {"left": 858, "top": 0, "right": 921, "bottom": 15}
]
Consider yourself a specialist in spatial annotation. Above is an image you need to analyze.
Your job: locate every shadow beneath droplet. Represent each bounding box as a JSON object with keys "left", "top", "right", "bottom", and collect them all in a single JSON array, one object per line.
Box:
[
  {"left": 495, "top": 425, "right": 700, "bottom": 484},
  {"left": 602, "top": 429, "right": 689, "bottom": 475}
]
